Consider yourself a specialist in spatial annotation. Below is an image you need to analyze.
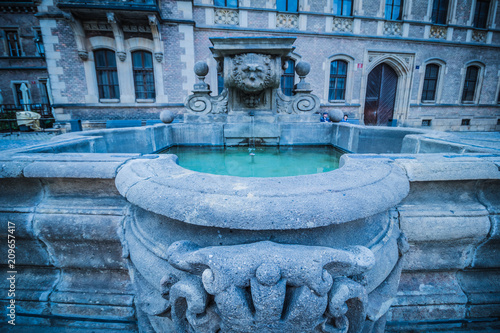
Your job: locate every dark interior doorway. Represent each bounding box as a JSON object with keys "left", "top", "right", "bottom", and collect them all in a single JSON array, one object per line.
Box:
[{"left": 364, "top": 63, "right": 398, "bottom": 125}]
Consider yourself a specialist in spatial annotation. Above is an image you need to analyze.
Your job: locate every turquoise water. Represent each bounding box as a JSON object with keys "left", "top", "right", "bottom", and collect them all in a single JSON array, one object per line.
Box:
[{"left": 160, "top": 146, "right": 344, "bottom": 177}]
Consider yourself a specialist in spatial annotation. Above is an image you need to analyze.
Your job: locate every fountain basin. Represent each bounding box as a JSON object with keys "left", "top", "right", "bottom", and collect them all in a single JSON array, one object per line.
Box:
[{"left": 115, "top": 153, "right": 409, "bottom": 230}]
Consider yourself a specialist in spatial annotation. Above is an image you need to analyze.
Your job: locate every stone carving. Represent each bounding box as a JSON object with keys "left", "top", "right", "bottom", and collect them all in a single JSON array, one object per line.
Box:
[
  {"left": 154, "top": 52, "right": 163, "bottom": 62},
  {"left": 384, "top": 21, "right": 402, "bottom": 36},
  {"left": 230, "top": 53, "right": 274, "bottom": 94},
  {"left": 78, "top": 50, "right": 89, "bottom": 61},
  {"left": 472, "top": 30, "right": 487, "bottom": 43},
  {"left": 430, "top": 25, "right": 446, "bottom": 39},
  {"left": 185, "top": 61, "right": 228, "bottom": 114},
  {"left": 162, "top": 240, "right": 375, "bottom": 333},
  {"left": 82, "top": 21, "right": 113, "bottom": 31},
  {"left": 214, "top": 8, "right": 239, "bottom": 25},
  {"left": 333, "top": 17, "right": 353, "bottom": 33},
  {"left": 276, "top": 61, "right": 320, "bottom": 114},
  {"left": 276, "top": 13, "right": 299, "bottom": 29},
  {"left": 117, "top": 51, "right": 126, "bottom": 62},
  {"left": 122, "top": 25, "right": 152, "bottom": 33}
]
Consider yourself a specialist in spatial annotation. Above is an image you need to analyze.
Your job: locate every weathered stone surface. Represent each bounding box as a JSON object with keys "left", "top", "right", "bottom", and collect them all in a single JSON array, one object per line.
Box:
[{"left": 115, "top": 155, "right": 409, "bottom": 230}]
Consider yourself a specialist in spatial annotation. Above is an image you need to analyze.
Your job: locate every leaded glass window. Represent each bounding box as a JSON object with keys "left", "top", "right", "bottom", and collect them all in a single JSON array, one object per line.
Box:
[
  {"left": 214, "top": 0, "right": 238, "bottom": 7},
  {"left": 431, "top": 0, "right": 449, "bottom": 24},
  {"left": 94, "top": 49, "right": 119, "bottom": 99},
  {"left": 132, "top": 51, "right": 155, "bottom": 100},
  {"left": 473, "top": 0, "right": 490, "bottom": 28},
  {"left": 422, "top": 64, "right": 439, "bottom": 101},
  {"left": 6, "top": 30, "right": 21, "bottom": 57},
  {"left": 277, "top": 0, "right": 298, "bottom": 12},
  {"left": 333, "top": 0, "right": 353, "bottom": 16},
  {"left": 328, "top": 60, "right": 347, "bottom": 101},
  {"left": 385, "top": 0, "right": 403, "bottom": 20},
  {"left": 461, "top": 66, "right": 479, "bottom": 102}
]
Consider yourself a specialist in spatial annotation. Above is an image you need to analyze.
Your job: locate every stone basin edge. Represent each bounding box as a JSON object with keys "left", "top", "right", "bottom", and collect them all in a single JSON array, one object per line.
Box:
[{"left": 115, "top": 154, "right": 411, "bottom": 230}]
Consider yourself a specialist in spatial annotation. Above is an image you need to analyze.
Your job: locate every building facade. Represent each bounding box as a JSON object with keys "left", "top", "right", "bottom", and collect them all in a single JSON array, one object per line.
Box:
[
  {"left": 4, "top": 0, "right": 500, "bottom": 131},
  {"left": 0, "top": 1, "right": 53, "bottom": 130}
]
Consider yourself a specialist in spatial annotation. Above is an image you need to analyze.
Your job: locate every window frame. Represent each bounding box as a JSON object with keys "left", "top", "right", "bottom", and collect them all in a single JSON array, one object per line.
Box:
[
  {"left": 384, "top": 0, "right": 404, "bottom": 20},
  {"left": 461, "top": 65, "right": 480, "bottom": 102},
  {"left": 421, "top": 64, "right": 440, "bottom": 102},
  {"left": 431, "top": 0, "right": 449, "bottom": 24},
  {"left": 33, "top": 28, "right": 45, "bottom": 57},
  {"left": 473, "top": 0, "right": 491, "bottom": 28},
  {"left": 328, "top": 60, "right": 348, "bottom": 102},
  {"left": 281, "top": 59, "right": 296, "bottom": 97},
  {"left": 94, "top": 49, "right": 120, "bottom": 100},
  {"left": 132, "top": 50, "right": 156, "bottom": 101},
  {"left": 333, "top": 0, "right": 353, "bottom": 16},
  {"left": 5, "top": 30, "right": 22, "bottom": 57},
  {"left": 459, "top": 62, "right": 485, "bottom": 104},
  {"left": 214, "top": 0, "right": 238, "bottom": 8},
  {"left": 276, "top": 0, "right": 299, "bottom": 12},
  {"left": 324, "top": 54, "right": 354, "bottom": 104}
]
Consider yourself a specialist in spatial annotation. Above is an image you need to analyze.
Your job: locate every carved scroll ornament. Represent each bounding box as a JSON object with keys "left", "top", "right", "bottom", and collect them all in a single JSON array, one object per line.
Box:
[{"left": 158, "top": 240, "right": 375, "bottom": 333}]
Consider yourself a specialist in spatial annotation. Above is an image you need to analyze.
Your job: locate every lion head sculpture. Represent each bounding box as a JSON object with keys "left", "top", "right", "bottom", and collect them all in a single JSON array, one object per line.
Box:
[{"left": 231, "top": 53, "right": 274, "bottom": 93}]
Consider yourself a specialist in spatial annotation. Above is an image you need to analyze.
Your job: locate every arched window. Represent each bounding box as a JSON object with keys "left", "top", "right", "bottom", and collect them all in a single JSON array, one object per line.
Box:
[
  {"left": 281, "top": 59, "right": 295, "bottom": 96},
  {"left": 94, "top": 49, "right": 119, "bottom": 99},
  {"left": 333, "top": 0, "right": 353, "bottom": 16},
  {"left": 328, "top": 60, "right": 347, "bottom": 101},
  {"left": 422, "top": 64, "right": 440, "bottom": 101},
  {"left": 431, "top": 0, "right": 449, "bottom": 24},
  {"left": 461, "top": 66, "right": 479, "bottom": 102},
  {"left": 385, "top": 0, "right": 403, "bottom": 20},
  {"left": 277, "top": 0, "right": 298, "bottom": 12},
  {"left": 132, "top": 51, "right": 155, "bottom": 100},
  {"left": 214, "top": 0, "right": 238, "bottom": 7}
]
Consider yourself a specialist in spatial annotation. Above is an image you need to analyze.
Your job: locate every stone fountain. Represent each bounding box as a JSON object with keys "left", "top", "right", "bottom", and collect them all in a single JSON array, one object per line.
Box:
[{"left": 115, "top": 37, "right": 411, "bottom": 333}]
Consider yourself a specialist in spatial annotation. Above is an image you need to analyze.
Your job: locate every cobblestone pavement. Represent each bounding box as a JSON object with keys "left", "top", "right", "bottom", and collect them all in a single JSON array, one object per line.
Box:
[{"left": 0, "top": 131, "right": 59, "bottom": 152}]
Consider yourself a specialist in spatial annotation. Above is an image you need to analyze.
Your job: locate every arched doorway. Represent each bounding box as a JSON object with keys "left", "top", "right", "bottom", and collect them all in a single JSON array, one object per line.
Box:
[{"left": 364, "top": 63, "right": 398, "bottom": 125}]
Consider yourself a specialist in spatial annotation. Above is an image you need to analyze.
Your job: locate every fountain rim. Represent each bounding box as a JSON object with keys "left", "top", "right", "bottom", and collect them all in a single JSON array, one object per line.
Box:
[{"left": 115, "top": 153, "right": 410, "bottom": 230}]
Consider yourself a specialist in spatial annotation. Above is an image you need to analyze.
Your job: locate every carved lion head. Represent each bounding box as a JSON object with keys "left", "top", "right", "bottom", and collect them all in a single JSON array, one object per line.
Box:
[{"left": 231, "top": 53, "right": 273, "bottom": 93}]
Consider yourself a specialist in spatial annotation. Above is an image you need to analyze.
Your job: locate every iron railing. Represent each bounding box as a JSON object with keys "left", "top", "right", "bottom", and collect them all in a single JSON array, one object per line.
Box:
[
  {"left": 57, "top": 0, "right": 159, "bottom": 10},
  {"left": 0, "top": 104, "right": 55, "bottom": 133}
]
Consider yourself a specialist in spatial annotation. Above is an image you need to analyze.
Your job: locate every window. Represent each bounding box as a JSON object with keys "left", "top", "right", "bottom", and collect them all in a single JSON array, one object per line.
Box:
[
  {"left": 94, "top": 49, "right": 119, "bottom": 99},
  {"left": 333, "top": 0, "right": 353, "bottom": 16},
  {"left": 431, "top": 0, "right": 449, "bottom": 24},
  {"left": 461, "top": 65, "right": 479, "bottom": 102},
  {"left": 473, "top": 0, "right": 490, "bottom": 28},
  {"left": 34, "top": 28, "right": 44, "bottom": 57},
  {"left": 385, "top": 0, "right": 403, "bottom": 20},
  {"left": 422, "top": 64, "right": 439, "bottom": 101},
  {"left": 5, "top": 30, "right": 21, "bottom": 57},
  {"left": 214, "top": 0, "right": 238, "bottom": 7},
  {"left": 277, "top": 0, "right": 298, "bottom": 12},
  {"left": 328, "top": 60, "right": 347, "bottom": 101},
  {"left": 461, "top": 119, "right": 470, "bottom": 125},
  {"left": 132, "top": 51, "right": 155, "bottom": 100},
  {"left": 281, "top": 59, "right": 295, "bottom": 96},
  {"left": 13, "top": 83, "right": 31, "bottom": 106},
  {"left": 422, "top": 119, "right": 432, "bottom": 126}
]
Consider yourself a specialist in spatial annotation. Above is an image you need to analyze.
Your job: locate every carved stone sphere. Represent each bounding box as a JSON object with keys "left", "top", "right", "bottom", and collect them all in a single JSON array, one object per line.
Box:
[
  {"left": 160, "top": 110, "right": 175, "bottom": 124},
  {"left": 295, "top": 61, "right": 311, "bottom": 77},
  {"left": 194, "top": 61, "right": 209, "bottom": 77},
  {"left": 328, "top": 109, "right": 344, "bottom": 122}
]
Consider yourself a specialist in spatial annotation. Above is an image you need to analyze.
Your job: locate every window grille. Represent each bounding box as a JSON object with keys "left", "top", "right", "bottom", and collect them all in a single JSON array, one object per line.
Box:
[
  {"left": 328, "top": 60, "right": 347, "bottom": 101},
  {"left": 94, "top": 49, "right": 120, "bottom": 99},
  {"left": 421, "top": 64, "right": 439, "bottom": 101},
  {"left": 132, "top": 51, "right": 155, "bottom": 100}
]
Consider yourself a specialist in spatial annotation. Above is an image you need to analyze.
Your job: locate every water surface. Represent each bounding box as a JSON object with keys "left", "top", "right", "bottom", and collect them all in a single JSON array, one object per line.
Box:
[{"left": 160, "top": 146, "right": 344, "bottom": 177}]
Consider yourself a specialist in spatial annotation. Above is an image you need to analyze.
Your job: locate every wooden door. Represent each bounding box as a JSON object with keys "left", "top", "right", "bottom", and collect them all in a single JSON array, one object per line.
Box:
[{"left": 364, "top": 63, "right": 398, "bottom": 125}]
